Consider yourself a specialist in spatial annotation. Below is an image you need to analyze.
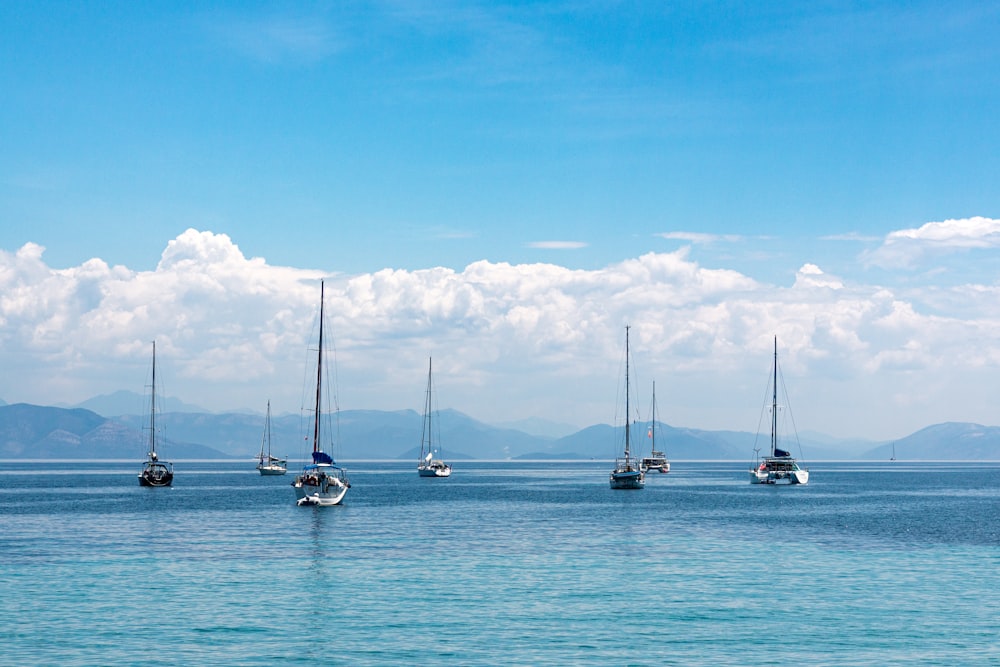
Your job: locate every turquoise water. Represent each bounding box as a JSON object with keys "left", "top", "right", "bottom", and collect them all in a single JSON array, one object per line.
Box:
[{"left": 1, "top": 461, "right": 998, "bottom": 665}]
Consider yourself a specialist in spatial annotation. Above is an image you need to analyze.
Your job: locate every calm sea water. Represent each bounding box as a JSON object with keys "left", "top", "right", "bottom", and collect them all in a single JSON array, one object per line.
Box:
[{"left": 1, "top": 460, "right": 998, "bottom": 666}]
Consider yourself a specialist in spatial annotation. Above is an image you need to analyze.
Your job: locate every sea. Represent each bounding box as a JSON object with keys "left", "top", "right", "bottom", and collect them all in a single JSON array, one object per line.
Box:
[{"left": 1, "top": 460, "right": 998, "bottom": 666}]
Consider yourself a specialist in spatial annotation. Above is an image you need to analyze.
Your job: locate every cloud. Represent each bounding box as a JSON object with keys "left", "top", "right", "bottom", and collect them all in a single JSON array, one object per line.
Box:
[
  {"left": 657, "top": 232, "right": 743, "bottom": 244},
  {"left": 2, "top": 228, "right": 1000, "bottom": 439},
  {"left": 525, "top": 241, "right": 588, "bottom": 249},
  {"left": 864, "top": 216, "right": 1000, "bottom": 268}
]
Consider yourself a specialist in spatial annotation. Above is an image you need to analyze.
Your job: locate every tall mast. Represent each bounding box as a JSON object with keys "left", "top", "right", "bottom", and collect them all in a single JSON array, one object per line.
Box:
[
  {"left": 624, "top": 325, "right": 631, "bottom": 461},
  {"left": 149, "top": 340, "right": 157, "bottom": 458},
  {"left": 424, "top": 357, "right": 433, "bottom": 456},
  {"left": 651, "top": 380, "right": 656, "bottom": 451},
  {"left": 265, "top": 400, "right": 271, "bottom": 458},
  {"left": 771, "top": 336, "right": 778, "bottom": 457},
  {"left": 313, "top": 281, "right": 324, "bottom": 454}
]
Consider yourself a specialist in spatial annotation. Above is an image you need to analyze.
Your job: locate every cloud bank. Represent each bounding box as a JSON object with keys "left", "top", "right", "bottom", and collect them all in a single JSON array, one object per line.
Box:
[
  {"left": 864, "top": 216, "right": 1000, "bottom": 268},
  {"left": 2, "top": 227, "right": 999, "bottom": 439}
]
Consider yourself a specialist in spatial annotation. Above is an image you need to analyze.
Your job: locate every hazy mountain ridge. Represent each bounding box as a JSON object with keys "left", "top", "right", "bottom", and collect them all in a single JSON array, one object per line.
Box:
[{"left": 2, "top": 402, "right": 999, "bottom": 460}]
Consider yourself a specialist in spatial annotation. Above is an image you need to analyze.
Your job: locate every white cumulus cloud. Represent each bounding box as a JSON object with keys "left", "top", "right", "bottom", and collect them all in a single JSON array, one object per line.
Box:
[
  {"left": 3, "top": 227, "right": 1000, "bottom": 440},
  {"left": 864, "top": 216, "right": 1000, "bottom": 268}
]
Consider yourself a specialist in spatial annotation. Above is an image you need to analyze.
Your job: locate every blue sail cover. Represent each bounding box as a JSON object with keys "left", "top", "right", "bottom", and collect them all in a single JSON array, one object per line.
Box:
[
  {"left": 774, "top": 448, "right": 791, "bottom": 457},
  {"left": 312, "top": 451, "right": 334, "bottom": 465}
]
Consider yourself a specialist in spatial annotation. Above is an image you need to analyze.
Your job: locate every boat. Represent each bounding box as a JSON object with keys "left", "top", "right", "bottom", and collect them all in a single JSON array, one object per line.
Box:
[
  {"left": 138, "top": 341, "right": 174, "bottom": 487},
  {"left": 610, "top": 325, "right": 644, "bottom": 490},
  {"left": 256, "top": 400, "right": 287, "bottom": 475},
  {"left": 292, "top": 280, "right": 351, "bottom": 506},
  {"left": 890, "top": 442, "right": 896, "bottom": 462},
  {"left": 749, "top": 337, "right": 809, "bottom": 485},
  {"left": 640, "top": 380, "right": 670, "bottom": 474},
  {"left": 417, "top": 357, "right": 452, "bottom": 478}
]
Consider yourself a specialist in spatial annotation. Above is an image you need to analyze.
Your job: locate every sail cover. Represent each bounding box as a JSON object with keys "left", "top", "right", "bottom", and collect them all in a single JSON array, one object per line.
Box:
[
  {"left": 774, "top": 447, "right": 791, "bottom": 457},
  {"left": 312, "top": 451, "right": 334, "bottom": 465}
]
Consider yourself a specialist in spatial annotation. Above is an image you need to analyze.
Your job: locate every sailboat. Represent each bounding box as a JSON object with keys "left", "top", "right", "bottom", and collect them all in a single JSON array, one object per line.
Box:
[
  {"left": 890, "top": 442, "right": 896, "bottom": 462},
  {"left": 749, "top": 337, "right": 809, "bottom": 485},
  {"left": 292, "top": 280, "right": 351, "bottom": 506},
  {"left": 610, "top": 325, "right": 644, "bottom": 490},
  {"left": 138, "top": 341, "right": 174, "bottom": 487},
  {"left": 256, "top": 400, "right": 287, "bottom": 475},
  {"left": 640, "top": 380, "right": 670, "bottom": 474},
  {"left": 417, "top": 357, "right": 452, "bottom": 478}
]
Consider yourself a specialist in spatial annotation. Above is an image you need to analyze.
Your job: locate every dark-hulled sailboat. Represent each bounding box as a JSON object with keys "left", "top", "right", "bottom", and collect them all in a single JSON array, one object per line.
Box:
[
  {"left": 138, "top": 341, "right": 173, "bottom": 487},
  {"left": 610, "top": 325, "right": 644, "bottom": 490}
]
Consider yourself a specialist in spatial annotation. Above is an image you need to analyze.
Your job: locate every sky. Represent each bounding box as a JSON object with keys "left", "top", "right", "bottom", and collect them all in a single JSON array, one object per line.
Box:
[{"left": 1, "top": 1, "right": 999, "bottom": 441}]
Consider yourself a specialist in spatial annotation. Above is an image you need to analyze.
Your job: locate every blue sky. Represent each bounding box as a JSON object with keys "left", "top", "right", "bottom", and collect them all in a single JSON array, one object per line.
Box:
[{"left": 2, "top": 2, "right": 999, "bottom": 444}]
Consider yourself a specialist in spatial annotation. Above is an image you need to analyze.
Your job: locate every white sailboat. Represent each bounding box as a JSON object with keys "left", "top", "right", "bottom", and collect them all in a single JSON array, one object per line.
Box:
[
  {"left": 749, "top": 337, "right": 809, "bottom": 485},
  {"left": 292, "top": 281, "right": 351, "bottom": 506},
  {"left": 417, "top": 357, "right": 452, "bottom": 478},
  {"left": 138, "top": 341, "right": 173, "bottom": 487},
  {"left": 640, "top": 380, "right": 670, "bottom": 474},
  {"left": 256, "top": 400, "right": 287, "bottom": 476},
  {"left": 610, "top": 325, "right": 644, "bottom": 490}
]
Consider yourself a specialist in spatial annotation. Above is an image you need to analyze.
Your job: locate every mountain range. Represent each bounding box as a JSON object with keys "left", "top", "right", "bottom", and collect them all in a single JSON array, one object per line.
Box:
[{"left": 2, "top": 394, "right": 1000, "bottom": 461}]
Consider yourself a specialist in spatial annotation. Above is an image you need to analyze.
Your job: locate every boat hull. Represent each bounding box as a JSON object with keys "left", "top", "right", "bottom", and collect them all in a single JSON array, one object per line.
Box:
[
  {"left": 418, "top": 462, "right": 452, "bottom": 477},
  {"left": 258, "top": 465, "right": 287, "bottom": 476},
  {"left": 641, "top": 461, "right": 670, "bottom": 474},
  {"left": 610, "top": 470, "right": 645, "bottom": 490},
  {"left": 138, "top": 462, "right": 173, "bottom": 487},
  {"left": 750, "top": 459, "right": 809, "bottom": 485},
  {"left": 293, "top": 464, "right": 349, "bottom": 506}
]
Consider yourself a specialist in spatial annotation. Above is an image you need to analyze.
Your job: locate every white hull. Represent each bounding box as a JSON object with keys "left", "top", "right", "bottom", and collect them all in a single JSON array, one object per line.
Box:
[
  {"left": 258, "top": 465, "right": 287, "bottom": 476},
  {"left": 418, "top": 457, "right": 452, "bottom": 477},
  {"left": 641, "top": 460, "right": 670, "bottom": 474},
  {"left": 294, "top": 481, "right": 348, "bottom": 506},
  {"left": 750, "top": 463, "right": 809, "bottom": 485},
  {"left": 418, "top": 465, "right": 452, "bottom": 477},
  {"left": 293, "top": 464, "right": 349, "bottom": 506}
]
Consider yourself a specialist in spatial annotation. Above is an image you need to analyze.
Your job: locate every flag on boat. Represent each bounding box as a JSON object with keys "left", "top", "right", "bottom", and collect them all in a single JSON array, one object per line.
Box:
[{"left": 647, "top": 427, "right": 652, "bottom": 438}]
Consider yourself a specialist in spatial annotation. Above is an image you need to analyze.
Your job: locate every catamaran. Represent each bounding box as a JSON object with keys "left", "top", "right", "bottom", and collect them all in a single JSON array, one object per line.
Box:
[
  {"left": 292, "top": 281, "right": 351, "bottom": 506},
  {"left": 749, "top": 337, "right": 809, "bottom": 485},
  {"left": 640, "top": 380, "right": 670, "bottom": 474},
  {"left": 610, "top": 325, "right": 644, "bottom": 490},
  {"left": 138, "top": 341, "right": 173, "bottom": 487},
  {"left": 417, "top": 357, "right": 452, "bottom": 478},
  {"left": 256, "top": 400, "right": 287, "bottom": 475}
]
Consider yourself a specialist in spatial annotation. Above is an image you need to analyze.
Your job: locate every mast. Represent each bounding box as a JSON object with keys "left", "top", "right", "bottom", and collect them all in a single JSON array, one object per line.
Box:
[
  {"left": 651, "top": 380, "right": 656, "bottom": 452},
  {"left": 264, "top": 400, "right": 271, "bottom": 460},
  {"left": 771, "top": 336, "right": 778, "bottom": 457},
  {"left": 149, "top": 340, "right": 157, "bottom": 460},
  {"left": 422, "top": 357, "right": 433, "bottom": 460},
  {"left": 624, "top": 325, "right": 631, "bottom": 462},
  {"left": 313, "top": 281, "right": 324, "bottom": 455}
]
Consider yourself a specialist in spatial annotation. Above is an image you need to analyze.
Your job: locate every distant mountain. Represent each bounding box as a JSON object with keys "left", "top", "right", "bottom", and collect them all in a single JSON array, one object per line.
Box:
[
  {"left": 493, "top": 417, "right": 578, "bottom": 439},
  {"left": 0, "top": 403, "right": 230, "bottom": 459},
  {"left": 3, "top": 402, "right": 1000, "bottom": 461},
  {"left": 864, "top": 422, "right": 1000, "bottom": 460},
  {"left": 73, "top": 390, "right": 212, "bottom": 417}
]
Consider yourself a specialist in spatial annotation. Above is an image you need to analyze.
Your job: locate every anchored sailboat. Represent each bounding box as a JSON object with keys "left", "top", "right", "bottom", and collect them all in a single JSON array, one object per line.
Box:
[
  {"left": 138, "top": 341, "right": 173, "bottom": 487},
  {"left": 610, "top": 325, "right": 644, "bottom": 490},
  {"left": 640, "top": 380, "right": 670, "bottom": 474},
  {"left": 292, "top": 281, "right": 350, "bottom": 506},
  {"left": 417, "top": 357, "right": 452, "bottom": 478},
  {"left": 749, "top": 337, "right": 809, "bottom": 485},
  {"left": 256, "top": 400, "right": 287, "bottom": 475}
]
